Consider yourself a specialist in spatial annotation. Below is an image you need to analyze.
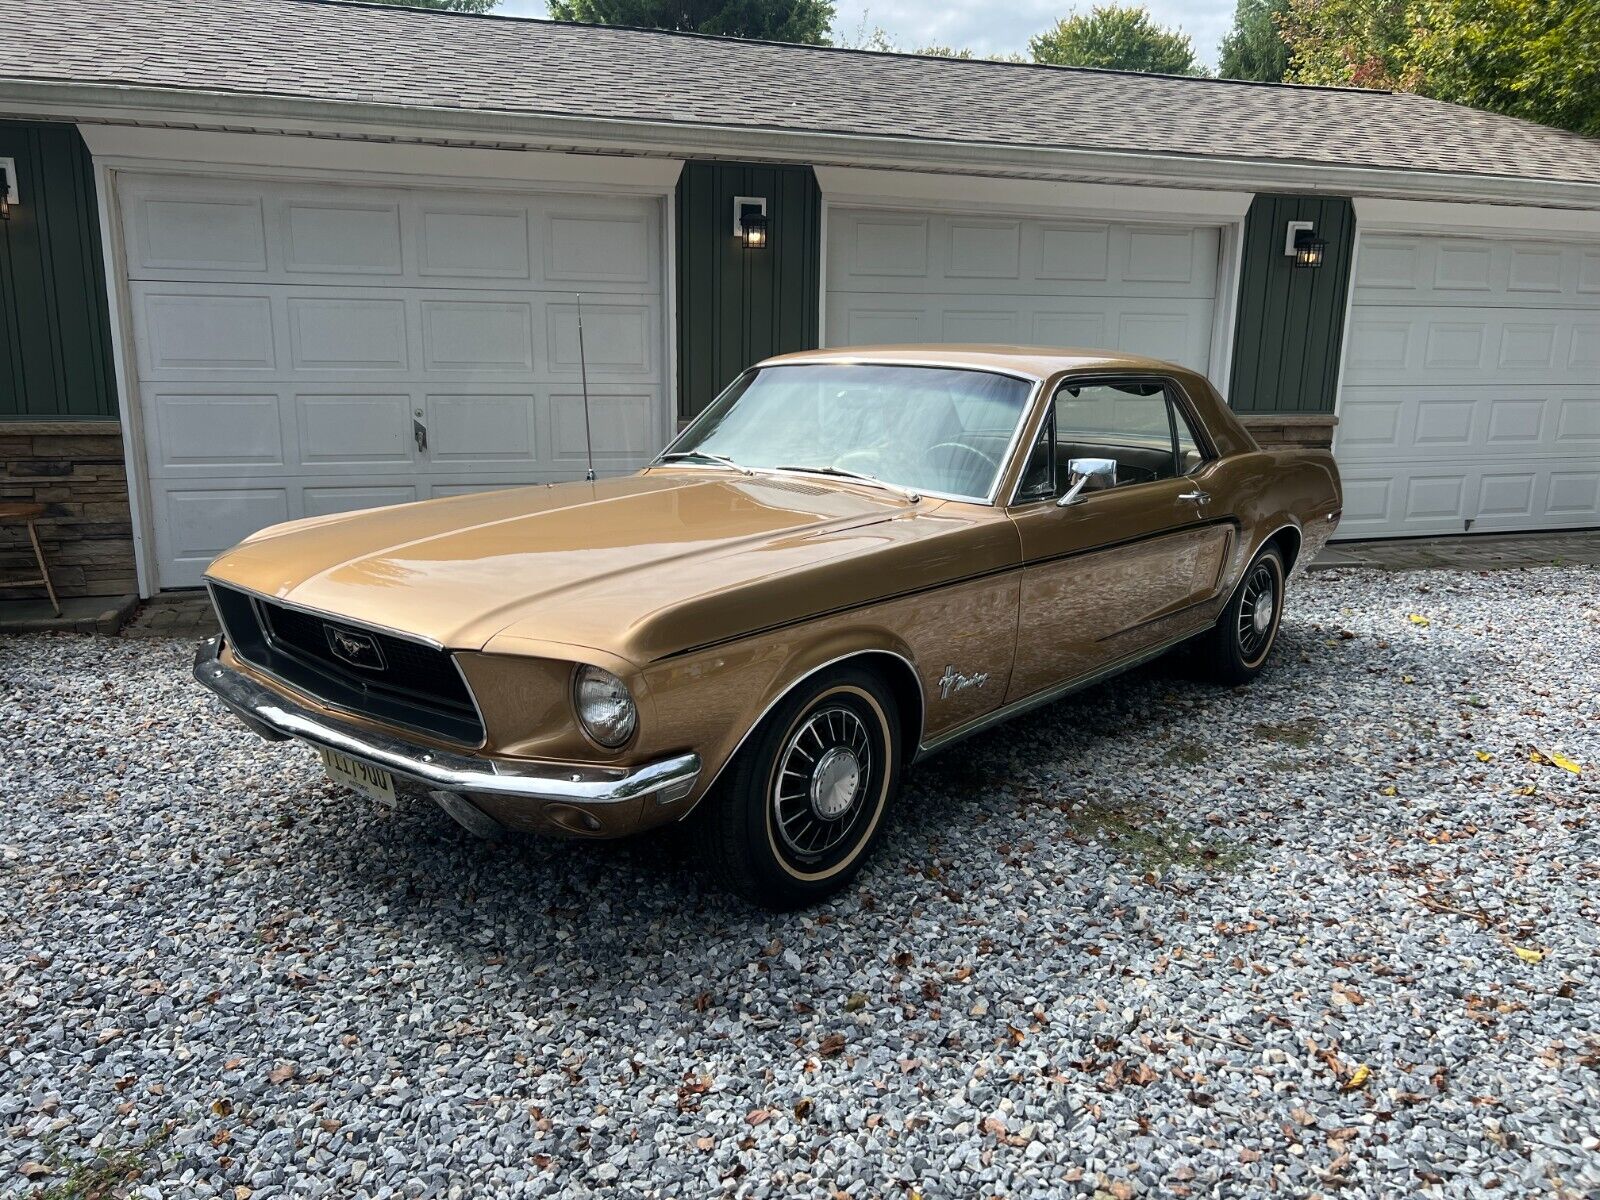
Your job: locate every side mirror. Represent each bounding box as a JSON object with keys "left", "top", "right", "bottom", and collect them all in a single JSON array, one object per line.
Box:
[{"left": 1057, "top": 457, "right": 1117, "bottom": 506}]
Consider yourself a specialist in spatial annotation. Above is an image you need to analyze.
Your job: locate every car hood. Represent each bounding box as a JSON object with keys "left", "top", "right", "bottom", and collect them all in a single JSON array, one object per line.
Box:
[{"left": 206, "top": 471, "right": 948, "bottom": 659}]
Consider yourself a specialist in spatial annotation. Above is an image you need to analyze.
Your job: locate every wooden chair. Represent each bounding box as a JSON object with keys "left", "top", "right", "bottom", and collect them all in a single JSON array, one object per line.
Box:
[{"left": 0, "top": 502, "right": 61, "bottom": 616}]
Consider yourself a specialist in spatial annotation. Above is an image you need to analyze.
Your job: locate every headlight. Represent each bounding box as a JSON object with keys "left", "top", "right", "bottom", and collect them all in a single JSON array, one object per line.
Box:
[{"left": 572, "top": 665, "right": 638, "bottom": 748}]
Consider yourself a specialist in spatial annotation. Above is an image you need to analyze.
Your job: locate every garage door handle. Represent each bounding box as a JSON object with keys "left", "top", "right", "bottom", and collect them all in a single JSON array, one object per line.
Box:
[
  {"left": 1178, "top": 489, "right": 1210, "bottom": 504},
  {"left": 413, "top": 419, "right": 428, "bottom": 453}
]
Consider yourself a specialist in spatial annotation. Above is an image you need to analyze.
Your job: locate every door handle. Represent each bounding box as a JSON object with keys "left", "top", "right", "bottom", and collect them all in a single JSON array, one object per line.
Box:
[
  {"left": 413, "top": 419, "right": 428, "bottom": 453},
  {"left": 1178, "top": 489, "right": 1210, "bottom": 504}
]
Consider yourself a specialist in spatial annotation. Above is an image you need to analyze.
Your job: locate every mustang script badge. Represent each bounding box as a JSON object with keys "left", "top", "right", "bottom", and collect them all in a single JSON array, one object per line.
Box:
[
  {"left": 938, "top": 664, "right": 990, "bottom": 700},
  {"left": 325, "top": 625, "right": 386, "bottom": 671}
]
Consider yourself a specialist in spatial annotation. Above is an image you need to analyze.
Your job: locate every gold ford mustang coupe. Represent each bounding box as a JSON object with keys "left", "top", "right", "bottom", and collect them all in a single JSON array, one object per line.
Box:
[{"left": 196, "top": 346, "right": 1341, "bottom": 908}]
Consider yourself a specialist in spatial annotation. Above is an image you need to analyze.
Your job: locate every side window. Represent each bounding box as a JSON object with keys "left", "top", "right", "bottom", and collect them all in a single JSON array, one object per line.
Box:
[{"left": 1043, "top": 378, "right": 1207, "bottom": 494}]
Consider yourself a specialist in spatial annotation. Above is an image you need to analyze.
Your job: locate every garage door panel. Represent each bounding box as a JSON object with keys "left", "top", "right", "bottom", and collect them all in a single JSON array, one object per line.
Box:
[
  {"left": 1344, "top": 308, "right": 1590, "bottom": 386},
  {"left": 1340, "top": 385, "right": 1599, "bottom": 463},
  {"left": 121, "top": 173, "right": 668, "bottom": 588},
  {"left": 420, "top": 300, "right": 536, "bottom": 372},
  {"left": 423, "top": 393, "right": 539, "bottom": 465},
  {"left": 281, "top": 200, "right": 404, "bottom": 276},
  {"left": 1335, "top": 459, "right": 1600, "bottom": 538},
  {"left": 1355, "top": 234, "right": 1600, "bottom": 308},
  {"left": 417, "top": 207, "right": 531, "bottom": 279},
  {"left": 287, "top": 297, "right": 410, "bottom": 371},
  {"left": 550, "top": 390, "right": 658, "bottom": 466},
  {"left": 304, "top": 485, "right": 420, "bottom": 518},
  {"left": 120, "top": 175, "right": 661, "bottom": 293},
  {"left": 827, "top": 210, "right": 1218, "bottom": 302},
  {"left": 297, "top": 394, "right": 416, "bottom": 468},
  {"left": 133, "top": 194, "right": 268, "bottom": 273},
  {"left": 146, "top": 391, "right": 287, "bottom": 472},
  {"left": 135, "top": 290, "right": 276, "bottom": 373}
]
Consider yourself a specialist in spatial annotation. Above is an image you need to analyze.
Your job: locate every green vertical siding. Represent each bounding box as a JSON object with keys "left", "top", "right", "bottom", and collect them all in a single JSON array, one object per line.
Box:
[
  {"left": 0, "top": 120, "right": 117, "bottom": 421},
  {"left": 1227, "top": 194, "right": 1355, "bottom": 414},
  {"left": 676, "top": 161, "right": 821, "bottom": 419}
]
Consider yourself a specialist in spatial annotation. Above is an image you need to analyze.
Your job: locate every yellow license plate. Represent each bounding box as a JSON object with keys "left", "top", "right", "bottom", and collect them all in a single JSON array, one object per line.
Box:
[{"left": 317, "top": 746, "right": 397, "bottom": 807}]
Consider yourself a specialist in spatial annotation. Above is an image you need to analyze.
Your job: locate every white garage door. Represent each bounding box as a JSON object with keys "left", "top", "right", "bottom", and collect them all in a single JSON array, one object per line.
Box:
[
  {"left": 1336, "top": 234, "right": 1600, "bottom": 538},
  {"left": 119, "top": 173, "right": 668, "bottom": 588},
  {"left": 825, "top": 208, "right": 1220, "bottom": 373}
]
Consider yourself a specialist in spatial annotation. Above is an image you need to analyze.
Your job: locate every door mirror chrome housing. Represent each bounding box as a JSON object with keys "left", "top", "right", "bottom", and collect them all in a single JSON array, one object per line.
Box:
[{"left": 1057, "top": 457, "right": 1118, "bottom": 506}]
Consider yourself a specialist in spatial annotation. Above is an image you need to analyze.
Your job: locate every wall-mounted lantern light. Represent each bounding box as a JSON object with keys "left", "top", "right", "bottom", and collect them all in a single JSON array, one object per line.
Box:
[
  {"left": 0, "top": 158, "right": 16, "bottom": 222},
  {"left": 1284, "top": 219, "right": 1326, "bottom": 269},
  {"left": 733, "top": 195, "right": 769, "bottom": 250}
]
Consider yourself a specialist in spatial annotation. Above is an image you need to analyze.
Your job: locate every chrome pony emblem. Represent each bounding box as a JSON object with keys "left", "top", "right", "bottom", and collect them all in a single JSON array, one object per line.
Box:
[
  {"left": 938, "top": 664, "right": 990, "bottom": 700},
  {"left": 325, "top": 626, "right": 386, "bottom": 671}
]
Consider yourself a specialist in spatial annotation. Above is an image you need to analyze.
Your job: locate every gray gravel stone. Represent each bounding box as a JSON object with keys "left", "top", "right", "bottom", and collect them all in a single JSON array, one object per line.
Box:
[{"left": 1, "top": 567, "right": 1597, "bottom": 1199}]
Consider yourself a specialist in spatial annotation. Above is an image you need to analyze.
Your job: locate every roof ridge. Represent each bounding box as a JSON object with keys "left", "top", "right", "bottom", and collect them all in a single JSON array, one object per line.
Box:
[{"left": 282, "top": 0, "right": 1395, "bottom": 97}]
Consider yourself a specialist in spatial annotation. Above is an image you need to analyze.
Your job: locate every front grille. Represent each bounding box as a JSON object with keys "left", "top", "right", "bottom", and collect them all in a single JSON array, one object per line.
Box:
[{"left": 210, "top": 584, "right": 484, "bottom": 746}]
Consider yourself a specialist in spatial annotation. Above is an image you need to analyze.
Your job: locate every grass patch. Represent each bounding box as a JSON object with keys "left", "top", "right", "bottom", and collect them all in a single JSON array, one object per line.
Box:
[
  {"left": 1250, "top": 717, "right": 1321, "bottom": 749},
  {"left": 1073, "top": 801, "right": 1249, "bottom": 875},
  {"left": 1161, "top": 741, "right": 1211, "bottom": 766},
  {"left": 33, "top": 1128, "right": 170, "bottom": 1200}
]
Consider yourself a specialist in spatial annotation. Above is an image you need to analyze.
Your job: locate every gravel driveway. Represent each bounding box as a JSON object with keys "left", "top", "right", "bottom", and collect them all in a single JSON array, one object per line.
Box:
[{"left": 3, "top": 568, "right": 1597, "bottom": 1199}]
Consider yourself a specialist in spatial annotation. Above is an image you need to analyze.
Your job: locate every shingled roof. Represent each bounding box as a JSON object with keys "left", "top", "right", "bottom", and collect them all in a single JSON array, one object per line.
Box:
[{"left": 4, "top": 0, "right": 1599, "bottom": 189}]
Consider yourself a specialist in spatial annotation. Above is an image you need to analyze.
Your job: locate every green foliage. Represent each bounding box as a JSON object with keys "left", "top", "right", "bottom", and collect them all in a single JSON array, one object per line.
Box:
[
  {"left": 1217, "top": 0, "right": 1290, "bottom": 81},
  {"left": 1280, "top": 0, "right": 1415, "bottom": 89},
  {"left": 1030, "top": 5, "right": 1207, "bottom": 76},
  {"left": 915, "top": 44, "right": 975, "bottom": 58},
  {"left": 547, "top": 0, "right": 835, "bottom": 43},
  {"left": 365, "top": 0, "right": 502, "bottom": 11},
  {"left": 1410, "top": 0, "right": 1600, "bottom": 136},
  {"left": 1282, "top": 0, "right": 1600, "bottom": 135}
]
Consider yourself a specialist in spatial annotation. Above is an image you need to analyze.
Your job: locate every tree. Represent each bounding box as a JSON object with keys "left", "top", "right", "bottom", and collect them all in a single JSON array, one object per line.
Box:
[
  {"left": 1409, "top": 0, "right": 1600, "bottom": 137},
  {"left": 1279, "top": 0, "right": 1416, "bottom": 90},
  {"left": 1217, "top": 0, "right": 1290, "bottom": 82},
  {"left": 1281, "top": 0, "right": 1600, "bottom": 136},
  {"left": 547, "top": 0, "right": 835, "bottom": 43},
  {"left": 1030, "top": 5, "right": 1207, "bottom": 75},
  {"left": 366, "top": 0, "right": 502, "bottom": 11}
]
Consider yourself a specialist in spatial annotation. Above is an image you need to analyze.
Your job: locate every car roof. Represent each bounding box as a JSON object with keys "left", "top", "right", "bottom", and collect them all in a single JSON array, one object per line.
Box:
[{"left": 757, "top": 345, "right": 1186, "bottom": 381}]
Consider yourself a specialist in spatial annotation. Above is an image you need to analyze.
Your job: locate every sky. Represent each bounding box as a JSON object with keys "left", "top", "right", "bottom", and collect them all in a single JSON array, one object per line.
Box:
[{"left": 495, "top": 2, "right": 1237, "bottom": 70}]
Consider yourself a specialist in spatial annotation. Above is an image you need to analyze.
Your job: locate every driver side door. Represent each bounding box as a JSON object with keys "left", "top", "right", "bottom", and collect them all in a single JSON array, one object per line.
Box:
[{"left": 1004, "top": 376, "right": 1234, "bottom": 703}]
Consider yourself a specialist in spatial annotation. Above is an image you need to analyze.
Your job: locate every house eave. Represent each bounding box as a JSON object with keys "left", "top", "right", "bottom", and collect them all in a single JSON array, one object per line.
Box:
[{"left": 4, "top": 77, "right": 1599, "bottom": 211}]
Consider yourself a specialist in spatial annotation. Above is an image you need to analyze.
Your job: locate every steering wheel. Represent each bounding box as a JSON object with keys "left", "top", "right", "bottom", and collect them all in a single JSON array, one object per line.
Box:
[{"left": 924, "top": 440, "right": 1000, "bottom": 487}]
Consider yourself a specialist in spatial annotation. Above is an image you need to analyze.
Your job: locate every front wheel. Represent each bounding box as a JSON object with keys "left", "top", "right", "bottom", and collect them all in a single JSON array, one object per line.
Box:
[
  {"left": 702, "top": 665, "right": 901, "bottom": 910},
  {"left": 1191, "top": 544, "right": 1286, "bottom": 685}
]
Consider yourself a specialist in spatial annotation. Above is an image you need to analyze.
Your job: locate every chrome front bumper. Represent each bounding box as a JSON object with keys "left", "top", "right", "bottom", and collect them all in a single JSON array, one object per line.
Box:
[{"left": 192, "top": 638, "right": 702, "bottom": 825}]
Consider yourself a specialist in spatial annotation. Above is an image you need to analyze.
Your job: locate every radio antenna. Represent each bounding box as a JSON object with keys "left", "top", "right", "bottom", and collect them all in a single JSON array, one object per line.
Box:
[{"left": 575, "top": 293, "right": 596, "bottom": 482}]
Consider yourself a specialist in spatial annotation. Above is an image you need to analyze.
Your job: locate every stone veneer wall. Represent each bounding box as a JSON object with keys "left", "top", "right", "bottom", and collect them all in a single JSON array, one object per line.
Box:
[
  {"left": 1, "top": 421, "right": 137, "bottom": 600},
  {"left": 1238, "top": 413, "right": 1339, "bottom": 452}
]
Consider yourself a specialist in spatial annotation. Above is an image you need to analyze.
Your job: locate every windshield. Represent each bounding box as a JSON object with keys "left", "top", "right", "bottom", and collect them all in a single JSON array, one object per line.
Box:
[{"left": 661, "top": 364, "right": 1035, "bottom": 501}]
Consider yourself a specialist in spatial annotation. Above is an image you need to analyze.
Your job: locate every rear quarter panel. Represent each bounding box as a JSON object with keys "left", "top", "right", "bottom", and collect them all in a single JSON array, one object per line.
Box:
[{"left": 1199, "top": 447, "right": 1342, "bottom": 592}]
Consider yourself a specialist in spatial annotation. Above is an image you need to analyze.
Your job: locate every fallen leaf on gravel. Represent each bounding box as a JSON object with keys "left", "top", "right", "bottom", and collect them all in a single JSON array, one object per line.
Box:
[
  {"left": 1512, "top": 946, "right": 1545, "bottom": 964},
  {"left": 1240, "top": 1148, "right": 1262, "bottom": 1163},
  {"left": 1381, "top": 786, "right": 1398, "bottom": 797},
  {"left": 843, "top": 992, "right": 867, "bottom": 1012},
  {"left": 745, "top": 1108, "right": 773, "bottom": 1126},
  {"left": 267, "top": 1063, "right": 296, "bottom": 1085},
  {"left": 1341, "top": 1064, "right": 1371, "bottom": 1092},
  {"left": 19, "top": 1163, "right": 50, "bottom": 1180},
  {"left": 793, "top": 1098, "right": 813, "bottom": 1119},
  {"left": 1475, "top": 751, "right": 1493, "bottom": 762},
  {"left": 1408, "top": 614, "right": 1431, "bottom": 626},
  {"left": 818, "top": 1033, "right": 847, "bottom": 1057},
  {"left": 1529, "top": 749, "right": 1582, "bottom": 775}
]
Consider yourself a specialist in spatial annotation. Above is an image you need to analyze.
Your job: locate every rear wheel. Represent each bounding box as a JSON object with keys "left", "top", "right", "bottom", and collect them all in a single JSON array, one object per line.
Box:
[
  {"left": 1191, "top": 544, "right": 1286, "bottom": 685},
  {"left": 703, "top": 665, "right": 901, "bottom": 910}
]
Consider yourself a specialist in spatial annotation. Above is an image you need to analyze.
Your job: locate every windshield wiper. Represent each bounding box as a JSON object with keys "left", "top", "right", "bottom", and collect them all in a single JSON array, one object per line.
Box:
[
  {"left": 772, "top": 464, "right": 921, "bottom": 503},
  {"left": 656, "top": 450, "right": 752, "bottom": 476}
]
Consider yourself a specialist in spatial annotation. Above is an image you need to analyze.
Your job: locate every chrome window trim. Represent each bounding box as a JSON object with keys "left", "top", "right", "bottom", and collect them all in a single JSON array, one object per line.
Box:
[{"left": 656, "top": 361, "right": 1045, "bottom": 508}]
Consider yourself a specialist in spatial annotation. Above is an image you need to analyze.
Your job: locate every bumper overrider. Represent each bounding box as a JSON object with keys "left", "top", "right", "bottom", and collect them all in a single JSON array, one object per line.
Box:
[{"left": 193, "top": 637, "right": 702, "bottom": 838}]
